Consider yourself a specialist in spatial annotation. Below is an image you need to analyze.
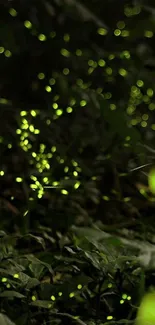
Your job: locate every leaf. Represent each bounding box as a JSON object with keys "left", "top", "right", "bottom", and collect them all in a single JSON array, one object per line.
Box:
[
  {"left": 30, "top": 300, "right": 52, "bottom": 308},
  {"left": 72, "top": 226, "right": 108, "bottom": 241},
  {"left": 0, "top": 314, "right": 15, "bottom": 325},
  {"left": 65, "top": 246, "right": 76, "bottom": 254},
  {"left": 0, "top": 291, "right": 25, "bottom": 298},
  {"left": 24, "top": 234, "right": 46, "bottom": 250},
  {"left": 26, "top": 278, "right": 40, "bottom": 290},
  {"left": 84, "top": 251, "right": 100, "bottom": 269},
  {"left": 26, "top": 255, "right": 54, "bottom": 275},
  {"left": 29, "top": 262, "right": 45, "bottom": 279}
]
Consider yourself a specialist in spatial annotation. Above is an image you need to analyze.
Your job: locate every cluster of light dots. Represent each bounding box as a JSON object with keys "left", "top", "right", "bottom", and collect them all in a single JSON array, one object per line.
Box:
[
  {"left": 2, "top": 4, "right": 155, "bottom": 201},
  {"left": 0, "top": 273, "right": 131, "bottom": 321},
  {"left": 15, "top": 109, "right": 82, "bottom": 198},
  {"left": 127, "top": 82, "right": 155, "bottom": 130},
  {"left": 0, "top": 46, "right": 12, "bottom": 57}
]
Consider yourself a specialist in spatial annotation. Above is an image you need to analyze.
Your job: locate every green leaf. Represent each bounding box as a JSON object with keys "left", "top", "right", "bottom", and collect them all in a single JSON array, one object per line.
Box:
[
  {"left": 24, "top": 234, "right": 46, "bottom": 250},
  {"left": 0, "top": 291, "right": 25, "bottom": 298},
  {"left": 30, "top": 300, "right": 52, "bottom": 308},
  {"left": 0, "top": 314, "right": 15, "bottom": 325},
  {"left": 29, "top": 262, "right": 45, "bottom": 279},
  {"left": 25, "top": 278, "right": 40, "bottom": 290}
]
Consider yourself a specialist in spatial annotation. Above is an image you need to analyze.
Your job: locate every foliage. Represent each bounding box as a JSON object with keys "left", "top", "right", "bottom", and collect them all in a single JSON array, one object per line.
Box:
[{"left": 1, "top": 0, "right": 155, "bottom": 324}]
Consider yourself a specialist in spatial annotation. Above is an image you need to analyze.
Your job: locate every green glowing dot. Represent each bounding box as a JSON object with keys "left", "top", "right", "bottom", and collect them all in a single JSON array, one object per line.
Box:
[
  {"left": 63, "top": 34, "right": 70, "bottom": 42},
  {"left": 4, "top": 50, "right": 12, "bottom": 57},
  {"left": 97, "top": 28, "right": 108, "bottom": 36},
  {"left": 24, "top": 20, "right": 32, "bottom": 29},
  {"left": 72, "top": 160, "right": 78, "bottom": 167},
  {"left": 38, "top": 34, "right": 46, "bottom": 41},
  {"left": 49, "top": 78, "right": 55, "bottom": 85},
  {"left": 106, "top": 67, "right": 112, "bottom": 75},
  {"left": 76, "top": 49, "right": 82, "bottom": 56},
  {"left": 120, "top": 300, "right": 124, "bottom": 304},
  {"left": 61, "top": 189, "right": 68, "bottom": 195},
  {"left": 56, "top": 109, "right": 63, "bottom": 116},
  {"left": 51, "top": 295, "right": 56, "bottom": 301},
  {"left": 53, "top": 103, "right": 58, "bottom": 109},
  {"left": 110, "top": 103, "right": 116, "bottom": 110},
  {"left": 20, "top": 110, "right": 27, "bottom": 116},
  {"left": 6, "top": 284, "right": 11, "bottom": 288},
  {"left": 107, "top": 316, "right": 113, "bottom": 320},
  {"left": 103, "top": 196, "right": 110, "bottom": 201},
  {"left": 58, "top": 292, "right": 62, "bottom": 297},
  {"left": 122, "top": 293, "right": 128, "bottom": 299},
  {"left": 32, "top": 295, "right": 36, "bottom": 301},
  {"left": 142, "top": 114, "right": 148, "bottom": 121},
  {"left": 98, "top": 59, "right": 106, "bottom": 67},
  {"left": 51, "top": 146, "right": 56, "bottom": 152},
  {"left": 77, "top": 284, "right": 82, "bottom": 290},
  {"left": 114, "top": 29, "right": 121, "bottom": 36},
  {"left": 38, "top": 72, "right": 45, "bottom": 80},
  {"left": 88, "top": 67, "right": 94, "bottom": 74},
  {"left": 8, "top": 144, "right": 12, "bottom": 149},
  {"left": 61, "top": 48, "right": 70, "bottom": 57},
  {"left": 139, "top": 188, "right": 146, "bottom": 195},
  {"left": 80, "top": 100, "right": 87, "bottom": 107},
  {"left": 108, "top": 283, "right": 112, "bottom": 288},
  {"left": 63, "top": 68, "right": 69, "bottom": 75},
  {"left": 9, "top": 8, "right": 17, "bottom": 17},
  {"left": 127, "top": 296, "right": 131, "bottom": 300},
  {"left": 137, "top": 80, "right": 144, "bottom": 87},
  {"left": 124, "top": 197, "right": 131, "bottom": 202},
  {"left": 13, "top": 274, "right": 19, "bottom": 278},
  {"left": 66, "top": 106, "right": 73, "bottom": 113},
  {"left": 69, "top": 292, "right": 75, "bottom": 298},
  {"left": 29, "top": 125, "right": 35, "bottom": 132},
  {"left": 121, "top": 50, "right": 130, "bottom": 59},
  {"left": 0, "top": 47, "right": 4, "bottom": 54},
  {"left": 45, "top": 85, "right": 52, "bottom": 92},
  {"left": 149, "top": 103, "right": 155, "bottom": 111},
  {"left": 31, "top": 110, "right": 37, "bottom": 117},
  {"left": 151, "top": 124, "right": 155, "bottom": 130},
  {"left": 1, "top": 277, "right": 7, "bottom": 282},
  {"left": 121, "top": 30, "right": 130, "bottom": 37},
  {"left": 141, "top": 121, "right": 147, "bottom": 128},
  {"left": 147, "top": 88, "right": 154, "bottom": 97},
  {"left": 119, "top": 68, "right": 128, "bottom": 76},
  {"left": 16, "top": 177, "right": 22, "bottom": 183},
  {"left": 88, "top": 59, "right": 94, "bottom": 66},
  {"left": 97, "top": 88, "right": 103, "bottom": 94},
  {"left": 74, "top": 182, "right": 80, "bottom": 189},
  {"left": 144, "top": 30, "right": 153, "bottom": 38},
  {"left": 70, "top": 98, "right": 76, "bottom": 106},
  {"left": 108, "top": 54, "right": 115, "bottom": 60},
  {"left": 143, "top": 95, "right": 150, "bottom": 103},
  {"left": 0, "top": 171, "right": 4, "bottom": 176},
  {"left": 148, "top": 169, "right": 155, "bottom": 194},
  {"left": 117, "top": 21, "right": 125, "bottom": 29}
]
